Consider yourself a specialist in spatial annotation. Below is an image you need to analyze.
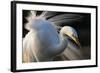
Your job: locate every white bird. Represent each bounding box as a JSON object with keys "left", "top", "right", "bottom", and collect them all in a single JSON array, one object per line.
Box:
[{"left": 22, "top": 11, "right": 82, "bottom": 63}]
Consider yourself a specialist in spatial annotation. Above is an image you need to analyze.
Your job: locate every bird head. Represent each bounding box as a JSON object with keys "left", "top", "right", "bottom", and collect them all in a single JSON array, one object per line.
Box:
[{"left": 60, "top": 26, "right": 81, "bottom": 47}]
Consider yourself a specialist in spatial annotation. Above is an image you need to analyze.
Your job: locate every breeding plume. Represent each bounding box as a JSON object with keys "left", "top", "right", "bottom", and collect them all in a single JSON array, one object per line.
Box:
[{"left": 23, "top": 11, "right": 83, "bottom": 63}]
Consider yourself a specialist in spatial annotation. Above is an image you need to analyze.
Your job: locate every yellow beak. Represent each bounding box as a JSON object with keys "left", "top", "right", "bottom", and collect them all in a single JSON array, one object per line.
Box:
[
  {"left": 69, "top": 35, "right": 81, "bottom": 47},
  {"left": 65, "top": 31, "right": 81, "bottom": 47}
]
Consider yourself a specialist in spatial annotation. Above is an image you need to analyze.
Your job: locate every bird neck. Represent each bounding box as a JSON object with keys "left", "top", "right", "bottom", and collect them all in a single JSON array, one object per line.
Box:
[
  {"left": 33, "top": 33, "right": 68, "bottom": 62},
  {"left": 54, "top": 32, "right": 68, "bottom": 55}
]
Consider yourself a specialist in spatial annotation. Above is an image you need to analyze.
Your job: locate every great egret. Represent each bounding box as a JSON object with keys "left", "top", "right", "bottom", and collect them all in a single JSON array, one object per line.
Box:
[{"left": 22, "top": 11, "right": 82, "bottom": 63}]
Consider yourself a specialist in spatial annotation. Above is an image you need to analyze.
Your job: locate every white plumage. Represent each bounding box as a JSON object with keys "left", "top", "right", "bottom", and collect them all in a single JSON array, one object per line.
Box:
[{"left": 22, "top": 11, "right": 82, "bottom": 63}]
